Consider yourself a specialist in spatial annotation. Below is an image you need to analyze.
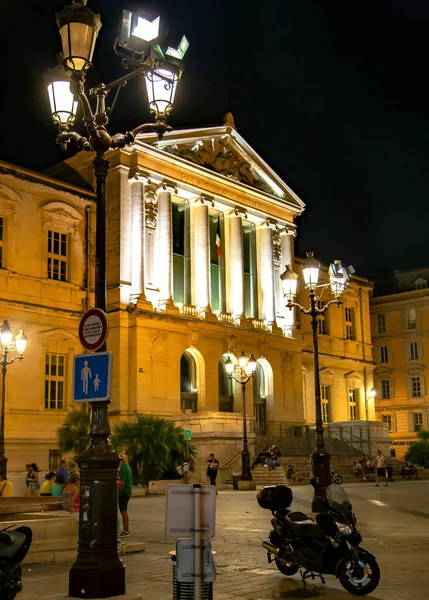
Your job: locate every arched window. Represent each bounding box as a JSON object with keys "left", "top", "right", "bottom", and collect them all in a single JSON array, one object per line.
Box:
[
  {"left": 253, "top": 362, "right": 267, "bottom": 435},
  {"left": 218, "top": 356, "right": 234, "bottom": 412},
  {"left": 180, "top": 351, "right": 197, "bottom": 413}
]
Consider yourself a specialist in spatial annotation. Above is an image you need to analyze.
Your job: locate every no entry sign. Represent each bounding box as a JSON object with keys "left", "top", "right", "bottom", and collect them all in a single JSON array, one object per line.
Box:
[{"left": 79, "top": 308, "right": 109, "bottom": 351}]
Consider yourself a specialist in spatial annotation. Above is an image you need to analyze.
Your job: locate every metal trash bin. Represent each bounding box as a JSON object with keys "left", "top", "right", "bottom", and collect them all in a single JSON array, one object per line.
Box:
[
  {"left": 170, "top": 551, "right": 213, "bottom": 600},
  {"left": 232, "top": 474, "right": 241, "bottom": 490}
]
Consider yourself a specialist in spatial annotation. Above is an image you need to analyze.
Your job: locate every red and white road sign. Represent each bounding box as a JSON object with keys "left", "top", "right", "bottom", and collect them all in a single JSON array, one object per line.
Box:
[{"left": 78, "top": 308, "right": 109, "bottom": 351}]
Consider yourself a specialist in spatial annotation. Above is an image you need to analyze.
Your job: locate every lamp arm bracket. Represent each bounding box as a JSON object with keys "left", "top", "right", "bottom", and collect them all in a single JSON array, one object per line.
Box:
[
  {"left": 56, "top": 130, "right": 91, "bottom": 152},
  {"left": 130, "top": 120, "right": 172, "bottom": 141},
  {"left": 90, "top": 67, "right": 144, "bottom": 97},
  {"left": 70, "top": 74, "right": 95, "bottom": 125},
  {"left": 0, "top": 354, "right": 23, "bottom": 367},
  {"left": 320, "top": 298, "right": 343, "bottom": 313}
]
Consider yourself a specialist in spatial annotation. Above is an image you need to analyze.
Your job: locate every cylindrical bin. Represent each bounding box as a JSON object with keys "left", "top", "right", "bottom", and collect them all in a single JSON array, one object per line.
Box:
[
  {"left": 232, "top": 474, "right": 241, "bottom": 490},
  {"left": 170, "top": 551, "right": 213, "bottom": 600}
]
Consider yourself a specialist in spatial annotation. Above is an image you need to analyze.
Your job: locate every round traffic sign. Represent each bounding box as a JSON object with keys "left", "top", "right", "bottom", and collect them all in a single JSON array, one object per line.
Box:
[{"left": 79, "top": 308, "right": 109, "bottom": 351}]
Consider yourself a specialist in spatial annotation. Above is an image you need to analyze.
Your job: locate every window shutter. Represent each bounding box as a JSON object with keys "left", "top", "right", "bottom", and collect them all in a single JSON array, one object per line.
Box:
[
  {"left": 421, "top": 376, "right": 425, "bottom": 397},
  {"left": 403, "top": 310, "right": 408, "bottom": 331},
  {"left": 418, "top": 341, "right": 423, "bottom": 359},
  {"left": 404, "top": 342, "right": 410, "bottom": 361},
  {"left": 416, "top": 308, "right": 421, "bottom": 329}
]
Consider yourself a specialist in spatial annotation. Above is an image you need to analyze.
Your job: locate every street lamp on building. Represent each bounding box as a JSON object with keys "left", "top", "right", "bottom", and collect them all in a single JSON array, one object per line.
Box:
[
  {"left": 280, "top": 252, "right": 354, "bottom": 512},
  {"left": 225, "top": 352, "right": 257, "bottom": 481},
  {"left": 44, "top": 2, "right": 188, "bottom": 597},
  {"left": 0, "top": 320, "right": 28, "bottom": 477}
]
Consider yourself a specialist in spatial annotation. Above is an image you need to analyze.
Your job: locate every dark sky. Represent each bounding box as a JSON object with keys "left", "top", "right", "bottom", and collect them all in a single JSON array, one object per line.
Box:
[{"left": 2, "top": 1, "right": 429, "bottom": 291}]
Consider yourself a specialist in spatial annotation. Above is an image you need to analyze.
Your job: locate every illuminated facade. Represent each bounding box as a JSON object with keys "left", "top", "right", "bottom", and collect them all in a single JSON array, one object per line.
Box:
[
  {"left": 0, "top": 121, "right": 376, "bottom": 471},
  {"left": 371, "top": 268, "right": 429, "bottom": 458}
]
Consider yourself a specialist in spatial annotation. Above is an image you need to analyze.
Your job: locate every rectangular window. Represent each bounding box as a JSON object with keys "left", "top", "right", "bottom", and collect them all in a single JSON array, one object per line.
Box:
[
  {"left": 381, "top": 414, "right": 392, "bottom": 432},
  {"left": 172, "top": 202, "right": 191, "bottom": 305},
  {"left": 407, "top": 308, "right": 417, "bottom": 329},
  {"left": 45, "top": 353, "right": 65, "bottom": 410},
  {"left": 209, "top": 211, "right": 226, "bottom": 313},
  {"left": 0, "top": 216, "right": 3, "bottom": 268},
  {"left": 409, "top": 341, "right": 419, "bottom": 360},
  {"left": 380, "top": 346, "right": 389, "bottom": 363},
  {"left": 411, "top": 377, "right": 422, "bottom": 397},
  {"left": 49, "top": 449, "right": 62, "bottom": 471},
  {"left": 243, "top": 222, "right": 258, "bottom": 319},
  {"left": 348, "top": 388, "right": 358, "bottom": 421},
  {"left": 413, "top": 412, "right": 423, "bottom": 432},
  {"left": 377, "top": 313, "right": 386, "bottom": 334},
  {"left": 415, "top": 282, "right": 426, "bottom": 290},
  {"left": 317, "top": 301, "right": 326, "bottom": 334},
  {"left": 345, "top": 306, "right": 354, "bottom": 339},
  {"left": 321, "top": 384, "right": 330, "bottom": 423},
  {"left": 47, "top": 230, "right": 68, "bottom": 281},
  {"left": 381, "top": 379, "right": 391, "bottom": 399}
]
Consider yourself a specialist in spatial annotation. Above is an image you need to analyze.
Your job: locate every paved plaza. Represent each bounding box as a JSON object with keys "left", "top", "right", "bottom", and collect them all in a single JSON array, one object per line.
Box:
[{"left": 19, "top": 480, "right": 429, "bottom": 600}]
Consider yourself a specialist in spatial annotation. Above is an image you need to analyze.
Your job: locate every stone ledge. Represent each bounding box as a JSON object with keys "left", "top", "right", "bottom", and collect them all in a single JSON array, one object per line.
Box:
[{"left": 237, "top": 480, "right": 257, "bottom": 491}]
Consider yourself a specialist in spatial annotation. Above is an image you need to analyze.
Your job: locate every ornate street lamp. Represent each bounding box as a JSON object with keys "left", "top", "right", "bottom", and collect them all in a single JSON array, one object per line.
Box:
[
  {"left": 225, "top": 352, "right": 257, "bottom": 481},
  {"left": 0, "top": 321, "right": 28, "bottom": 477},
  {"left": 44, "top": 2, "right": 188, "bottom": 597},
  {"left": 281, "top": 252, "right": 354, "bottom": 512}
]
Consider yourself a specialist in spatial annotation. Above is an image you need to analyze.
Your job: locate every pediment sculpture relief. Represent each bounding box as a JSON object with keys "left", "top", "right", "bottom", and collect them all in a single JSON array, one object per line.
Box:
[{"left": 161, "top": 137, "right": 273, "bottom": 194}]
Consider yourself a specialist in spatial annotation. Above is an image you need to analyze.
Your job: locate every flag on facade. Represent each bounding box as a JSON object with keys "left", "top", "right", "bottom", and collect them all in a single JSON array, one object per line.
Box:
[{"left": 216, "top": 216, "right": 221, "bottom": 258}]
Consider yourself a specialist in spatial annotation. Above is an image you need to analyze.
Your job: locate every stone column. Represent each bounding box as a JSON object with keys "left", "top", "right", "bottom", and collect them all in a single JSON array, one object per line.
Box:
[
  {"left": 157, "top": 188, "right": 179, "bottom": 313},
  {"left": 256, "top": 219, "right": 276, "bottom": 323},
  {"left": 280, "top": 225, "right": 297, "bottom": 336},
  {"left": 225, "top": 208, "right": 245, "bottom": 319},
  {"left": 130, "top": 181, "right": 152, "bottom": 309},
  {"left": 191, "top": 196, "right": 213, "bottom": 314}
]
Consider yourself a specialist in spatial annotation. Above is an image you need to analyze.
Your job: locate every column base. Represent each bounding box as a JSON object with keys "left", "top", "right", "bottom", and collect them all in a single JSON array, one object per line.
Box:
[
  {"left": 69, "top": 556, "right": 125, "bottom": 598},
  {"left": 157, "top": 298, "right": 180, "bottom": 315},
  {"left": 136, "top": 295, "right": 154, "bottom": 311},
  {"left": 237, "top": 479, "right": 257, "bottom": 490},
  {"left": 198, "top": 307, "right": 218, "bottom": 322}
]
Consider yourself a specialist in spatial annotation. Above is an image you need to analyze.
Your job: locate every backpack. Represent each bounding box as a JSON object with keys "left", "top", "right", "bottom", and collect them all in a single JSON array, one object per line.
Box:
[{"left": 176, "top": 463, "right": 186, "bottom": 478}]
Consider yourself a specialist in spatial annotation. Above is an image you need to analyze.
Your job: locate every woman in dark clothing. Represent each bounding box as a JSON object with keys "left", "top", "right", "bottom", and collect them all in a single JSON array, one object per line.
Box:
[{"left": 206, "top": 453, "right": 220, "bottom": 487}]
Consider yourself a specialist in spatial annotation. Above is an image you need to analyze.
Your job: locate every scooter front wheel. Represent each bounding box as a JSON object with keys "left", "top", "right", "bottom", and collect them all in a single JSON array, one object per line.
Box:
[
  {"left": 337, "top": 550, "right": 380, "bottom": 595},
  {"left": 274, "top": 557, "right": 299, "bottom": 576}
]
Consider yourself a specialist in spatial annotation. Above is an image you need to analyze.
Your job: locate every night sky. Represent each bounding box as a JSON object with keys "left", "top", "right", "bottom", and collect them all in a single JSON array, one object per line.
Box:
[{"left": 2, "top": 0, "right": 429, "bottom": 292}]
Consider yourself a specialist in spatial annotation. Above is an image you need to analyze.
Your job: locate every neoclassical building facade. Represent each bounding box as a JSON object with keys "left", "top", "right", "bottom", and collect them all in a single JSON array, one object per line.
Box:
[
  {"left": 371, "top": 268, "right": 429, "bottom": 458},
  {"left": 0, "top": 120, "right": 376, "bottom": 470}
]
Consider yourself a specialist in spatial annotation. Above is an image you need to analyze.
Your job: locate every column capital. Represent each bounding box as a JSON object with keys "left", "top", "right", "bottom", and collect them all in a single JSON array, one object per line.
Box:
[
  {"left": 227, "top": 206, "right": 247, "bottom": 219},
  {"left": 280, "top": 223, "right": 297, "bottom": 237},
  {"left": 195, "top": 194, "right": 215, "bottom": 207},
  {"left": 258, "top": 217, "right": 277, "bottom": 230},
  {"left": 160, "top": 179, "right": 178, "bottom": 193}
]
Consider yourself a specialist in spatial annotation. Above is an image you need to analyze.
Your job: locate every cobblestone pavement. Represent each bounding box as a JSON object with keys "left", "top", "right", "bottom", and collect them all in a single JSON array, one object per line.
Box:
[{"left": 19, "top": 480, "right": 429, "bottom": 600}]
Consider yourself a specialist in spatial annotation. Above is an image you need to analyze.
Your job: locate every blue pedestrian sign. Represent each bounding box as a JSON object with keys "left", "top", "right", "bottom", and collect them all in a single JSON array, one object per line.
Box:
[{"left": 73, "top": 352, "right": 112, "bottom": 402}]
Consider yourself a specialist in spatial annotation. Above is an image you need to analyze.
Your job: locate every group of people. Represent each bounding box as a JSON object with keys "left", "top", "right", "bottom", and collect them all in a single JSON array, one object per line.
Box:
[{"left": 251, "top": 446, "right": 282, "bottom": 471}]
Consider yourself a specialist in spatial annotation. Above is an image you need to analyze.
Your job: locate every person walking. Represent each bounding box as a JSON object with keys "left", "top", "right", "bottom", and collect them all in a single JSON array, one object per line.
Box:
[
  {"left": 56, "top": 458, "right": 69, "bottom": 484},
  {"left": 118, "top": 454, "right": 132, "bottom": 537},
  {"left": 206, "top": 453, "right": 220, "bottom": 488},
  {"left": 375, "top": 450, "right": 388, "bottom": 487},
  {"left": 25, "top": 463, "right": 40, "bottom": 496}
]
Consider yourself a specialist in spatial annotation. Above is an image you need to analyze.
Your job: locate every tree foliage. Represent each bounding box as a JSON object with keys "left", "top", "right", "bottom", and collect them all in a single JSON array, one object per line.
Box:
[
  {"left": 57, "top": 410, "right": 90, "bottom": 455},
  {"left": 111, "top": 414, "right": 196, "bottom": 485},
  {"left": 405, "top": 431, "right": 429, "bottom": 467}
]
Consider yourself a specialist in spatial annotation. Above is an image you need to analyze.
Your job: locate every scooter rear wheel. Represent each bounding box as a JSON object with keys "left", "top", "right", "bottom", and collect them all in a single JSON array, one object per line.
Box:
[
  {"left": 274, "top": 557, "right": 299, "bottom": 576},
  {"left": 337, "top": 551, "right": 380, "bottom": 595}
]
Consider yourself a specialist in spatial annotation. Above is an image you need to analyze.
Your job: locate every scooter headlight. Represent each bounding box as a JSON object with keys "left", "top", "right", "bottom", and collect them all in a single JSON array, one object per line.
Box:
[{"left": 335, "top": 521, "right": 353, "bottom": 536}]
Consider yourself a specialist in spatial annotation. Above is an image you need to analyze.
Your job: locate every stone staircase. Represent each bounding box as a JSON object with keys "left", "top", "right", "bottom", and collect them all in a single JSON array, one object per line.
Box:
[{"left": 251, "top": 464, "right": 289, "bottom": 488}]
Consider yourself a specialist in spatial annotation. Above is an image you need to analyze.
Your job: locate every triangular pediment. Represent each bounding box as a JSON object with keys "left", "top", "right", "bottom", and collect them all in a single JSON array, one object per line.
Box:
[
  {"left": 40, "top": 328, "right": 78, "bottom": 342},
  {"left": 136, "top": 118, "right": 305, "bottom": 212}
]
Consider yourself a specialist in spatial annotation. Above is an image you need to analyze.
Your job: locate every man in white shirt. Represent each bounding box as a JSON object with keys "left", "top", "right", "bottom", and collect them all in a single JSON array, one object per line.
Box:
[{"left": 375, "top": 450, "right": 388, "bottom": 487}]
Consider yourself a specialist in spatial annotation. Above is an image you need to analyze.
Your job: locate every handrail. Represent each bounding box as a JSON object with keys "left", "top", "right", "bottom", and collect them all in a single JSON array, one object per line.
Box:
[{"left": 221, "top": 440, "right": 256, "bottom": 470}]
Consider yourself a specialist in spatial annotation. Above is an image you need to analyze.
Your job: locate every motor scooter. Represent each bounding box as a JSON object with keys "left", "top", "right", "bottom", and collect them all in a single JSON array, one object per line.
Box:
[{"left": 0, "top": 525, "right": 33, "bottom": 600}]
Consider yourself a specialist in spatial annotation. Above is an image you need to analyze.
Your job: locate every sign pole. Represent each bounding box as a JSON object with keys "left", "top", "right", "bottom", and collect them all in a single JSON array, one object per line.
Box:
[{"left": 193, "top": 484, "right": 202, "bottom": 600}]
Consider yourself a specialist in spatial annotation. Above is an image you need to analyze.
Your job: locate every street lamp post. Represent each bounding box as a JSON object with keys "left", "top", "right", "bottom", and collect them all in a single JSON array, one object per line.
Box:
[
  {"left": 225, "top": 352, "right": 257, "bottom": 480},
  {"left": 45, "top": 2, "right": 187, "bottom": 597},
  {"left": 280, "top": 252, "right": 354, "bottom": 512},
  {"left": 0, "top": 321, "right": 28, "bottom": 478}
]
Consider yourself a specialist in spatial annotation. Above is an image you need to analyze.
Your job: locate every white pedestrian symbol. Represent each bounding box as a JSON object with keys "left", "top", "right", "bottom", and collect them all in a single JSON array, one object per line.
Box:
[
  {"left": 93, "top": 374, "right": 101, "bottom": 392},
  {"left": 81, "top": 360, "right": 92, "bottom": 395}
]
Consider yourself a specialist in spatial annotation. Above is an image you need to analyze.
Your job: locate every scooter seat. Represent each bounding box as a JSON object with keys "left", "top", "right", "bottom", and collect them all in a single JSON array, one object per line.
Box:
[
  {"left": 286, "top": 519, "right": 326, "bottom": 540},
  {"left": 288, "top": 511, "right": 312, "bottom": 522},
  {"left": 0, "top": 531, "right": 26, "bottom": 558}
]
